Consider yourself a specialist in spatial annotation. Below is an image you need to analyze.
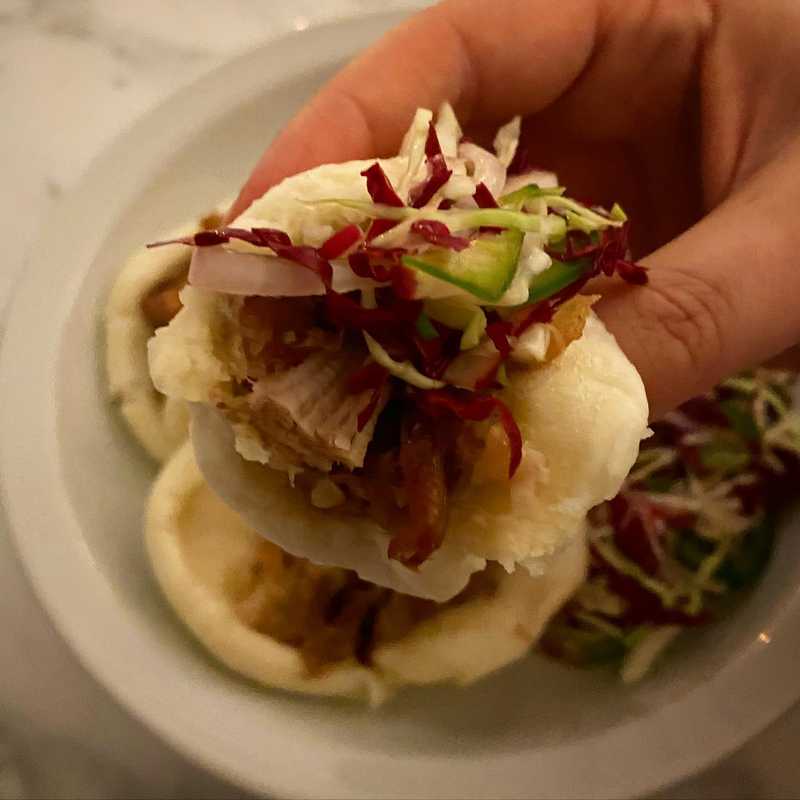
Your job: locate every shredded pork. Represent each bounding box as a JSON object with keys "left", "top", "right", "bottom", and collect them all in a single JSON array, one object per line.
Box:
[
  {"left": 141, "top": 273, "right": 187, "bottom": 328},
  {"left": 229, "top": 539, "right": 502, "bottom": 675},
  {"left": 245, "top": 349, "right": 389, "bottom": 471}
]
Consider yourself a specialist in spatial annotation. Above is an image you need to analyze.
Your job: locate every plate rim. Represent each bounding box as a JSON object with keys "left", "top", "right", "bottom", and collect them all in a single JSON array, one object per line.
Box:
[{"left": 2, "top": 11, "right": 800, "bottom": 799}]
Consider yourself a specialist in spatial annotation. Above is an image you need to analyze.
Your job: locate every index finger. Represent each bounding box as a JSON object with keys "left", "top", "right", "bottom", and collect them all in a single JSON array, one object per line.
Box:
[{"left": 227, "top": 0, "right": 599, "bottom": 219}]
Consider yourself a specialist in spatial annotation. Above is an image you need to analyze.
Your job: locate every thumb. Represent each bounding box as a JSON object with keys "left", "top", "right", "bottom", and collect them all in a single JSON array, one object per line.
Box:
[
  {"left": 225, "top": 0, "right": 598, "bottom": 221},
  {"left": 597, "top": 137, "right": 800, "bottom": 418}
]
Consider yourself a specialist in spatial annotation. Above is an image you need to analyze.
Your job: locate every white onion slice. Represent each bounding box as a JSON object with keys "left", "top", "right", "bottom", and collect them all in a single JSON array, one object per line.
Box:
[
  {"left": 191, "top": 405, "right": 485, "bottom": 602},
  {"left": 189, "top": 247, "right": 380, "bottom": 297}
]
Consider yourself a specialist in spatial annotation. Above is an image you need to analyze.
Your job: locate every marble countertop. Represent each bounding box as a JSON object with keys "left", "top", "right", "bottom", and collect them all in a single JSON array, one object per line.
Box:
[{"left": 1, "top": 1, "right": 798, "bottom": 797}]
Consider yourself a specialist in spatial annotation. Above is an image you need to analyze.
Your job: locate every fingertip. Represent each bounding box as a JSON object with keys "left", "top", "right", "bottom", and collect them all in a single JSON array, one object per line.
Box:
[
  {"left": 224, "top": 85, "right": 378, "bottom": 222},
  {"left": 230, "top": 0, "right": 602, "bottom": 221},
  {"left": 223, "top": 187, "right": 250, "bottom": 224}
]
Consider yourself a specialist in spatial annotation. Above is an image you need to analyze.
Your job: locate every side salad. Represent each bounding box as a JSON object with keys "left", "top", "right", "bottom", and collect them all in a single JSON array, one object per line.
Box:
[{"left": 542, "top": 368, "right": 800, "bottom": 682}]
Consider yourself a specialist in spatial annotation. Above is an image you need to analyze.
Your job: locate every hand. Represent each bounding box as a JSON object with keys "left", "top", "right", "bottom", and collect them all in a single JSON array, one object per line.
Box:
[{"left": 229, "top": 0, "right": 800, "bottom": 417}]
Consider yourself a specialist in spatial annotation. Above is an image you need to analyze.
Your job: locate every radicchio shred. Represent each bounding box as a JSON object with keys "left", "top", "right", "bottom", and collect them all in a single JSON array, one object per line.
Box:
[
  {"left": 409, "top": 122, "right": 452, "bottom": 208},
  {"left": 485, "top": 320, "right": 513, "bottom": 358},
  {"left": 421, "top": 389, "right": 523, "bottom": 478},
  {"left": 473, "top": 181, "right": 499, "bottom": 209},
  {"left": 410, "top": 219, "right": 469, "bottom": 251},
  {"left": 360, "top": 163, "right": 405, "bottom": 207},
  {"left": 319, "top": 224, "right": 362, "bottom": 259}
]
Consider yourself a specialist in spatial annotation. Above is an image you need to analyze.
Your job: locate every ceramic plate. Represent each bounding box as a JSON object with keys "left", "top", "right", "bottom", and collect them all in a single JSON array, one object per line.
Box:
[{"left": 2, "top": 12, "right": 800, "bottom": 799}]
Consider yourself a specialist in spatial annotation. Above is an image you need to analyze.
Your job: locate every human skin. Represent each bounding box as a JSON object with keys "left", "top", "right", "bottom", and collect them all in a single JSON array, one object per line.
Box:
[{"left": 229, "top": 0, "right": 800, "bottom": 418}]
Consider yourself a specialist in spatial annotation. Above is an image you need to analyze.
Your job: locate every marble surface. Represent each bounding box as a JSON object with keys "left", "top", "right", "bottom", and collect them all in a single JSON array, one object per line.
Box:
[{"left": 0, "top": 1, "right": 798, "bottom": 798}]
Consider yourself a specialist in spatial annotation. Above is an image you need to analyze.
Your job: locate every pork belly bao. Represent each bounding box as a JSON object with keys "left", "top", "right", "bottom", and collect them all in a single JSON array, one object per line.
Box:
[
  {"left": 105, "top": 208, "right": 224, "bottom": 461},
  {"left": 148, "top": 104, "right": 650, "bottom": 602},
  {"left": 145, "top": 443, "right": 588, "bottom": 703}
]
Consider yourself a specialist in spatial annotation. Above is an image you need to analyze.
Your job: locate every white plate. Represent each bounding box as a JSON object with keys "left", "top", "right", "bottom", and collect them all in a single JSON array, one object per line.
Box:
[{"left": 2, "top": 12, "right": 800, "bottom": 800}]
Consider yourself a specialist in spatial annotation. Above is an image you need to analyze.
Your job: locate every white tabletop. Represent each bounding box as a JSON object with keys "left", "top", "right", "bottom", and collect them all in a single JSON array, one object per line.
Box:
[{"left": 1, "top": 1, "right": 798, "bottom": 797}]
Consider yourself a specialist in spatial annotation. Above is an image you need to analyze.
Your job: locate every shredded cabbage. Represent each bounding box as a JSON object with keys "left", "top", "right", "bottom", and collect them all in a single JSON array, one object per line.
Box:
[
  {"left": 363, "top": 332, "right": 445, "bottom": 390},
  {"left": 493, "top": 115, "right": 521, "bottom": 168},
  {"left": 620, "top": 626, "right": 681, "bottom": 684},
  {"left": 307, "top": 199, "right": 568, "bottom": 238},
  {"left": 434, "top": 101, "right": 462, "bottom": 159},
  {"left": 459, "top": 308, "right": 487, "bottom": 350},
  {"left": 397, "top": 107, "right": 434, "bottom": 199}
]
